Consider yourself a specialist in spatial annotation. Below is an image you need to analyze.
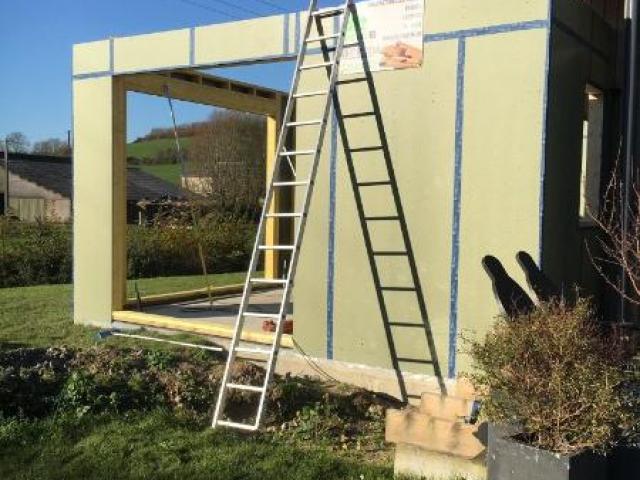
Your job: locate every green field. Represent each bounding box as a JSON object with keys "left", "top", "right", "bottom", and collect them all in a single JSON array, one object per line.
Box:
[
  {"left": 133, "top": 163, "right": 182, "bottom": 186},
  {"left": 127, "top": 138, "right": 191, "bottom": 161}
]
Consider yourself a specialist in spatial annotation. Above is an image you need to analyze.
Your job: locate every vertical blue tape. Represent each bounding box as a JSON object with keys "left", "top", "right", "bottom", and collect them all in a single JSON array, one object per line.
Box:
[
  {"left": 448, "top": 38, "right": 466, "bottom": 379},
  {"left": 538, "top": 1, "right": 553, "bottom": 266},
  {"left": 189, "top": 28, "right": 196, "bottom": 66},
  {"left": 326, "top": 108, "right": 338, "bottom": 360},
  {"left": 109, "top": 38, "right": 115, "bottom": 74},
  {"left": 325, "top": 3, "right": 342, "bottom": 361},
  {"left": 283, "top": 13, "right": 290, "bottom": 55}
]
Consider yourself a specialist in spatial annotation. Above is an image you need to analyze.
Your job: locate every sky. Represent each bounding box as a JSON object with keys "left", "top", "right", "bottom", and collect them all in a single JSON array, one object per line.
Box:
[{"left": 0, "top": 0, "right": 342, "bottom": 145}]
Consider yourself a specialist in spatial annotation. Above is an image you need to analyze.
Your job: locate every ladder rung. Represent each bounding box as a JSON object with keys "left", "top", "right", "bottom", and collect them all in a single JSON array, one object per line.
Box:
[
  {"left": 373, "top": 251, "right": 408, "bottom": 256},
  {"left": 280, "top": 150, "right": 315, "bottom": 156},
  {"left": 396, "top": 358, "right": 434, "bottom": 365},
  {"left": 266, "top": 213, "right": 304, "bottom": 218},
  {"left": 250, "top": 278, "right": 287, "bottom": 285},
  {"left": 337, "top": 78, "right": 367, "bottom": 86},
  {"left": 293, "top": 90, "right": 328, "bottom": 98},
  {"left": 326, "top": 42, "right": 358, "bottom": 52},
  {"left": 389, "top": 322, "right": 424, "bottom": 328},
  {"left": 236, "top": 346, "right": 272, "bottom": 355},
  {"left": 273, "top": 180, "right": 310, "bottom": 187},
  {"left": 350, "top": 146, "right": 383, "bottom": 153},
  {"left": 306, "top": 34, "right": 339, "bottom": 43},
  {"left": 243, "top": 312, "right": 281, "bottom": 319},
  {"left": 365, "top": 216, "right": 400, "bottom": 221},
  {"left": 299, "top": 62, "right": 333, "bottom": 71},
  {"left": 342, "top": 112, "right": 375, "bottom": 119},
  {"left": 312, "top": 7, "right": 343, "bottom": 17},
  {"left": 287, "top": 120, "right": 323, "bottom": 127},
  {"left": 216, "top": 420, "right": 257, "bottom": 431},
  {"left": 259, "top": 245, "right": 296, "bottom": 251},
  {"left": 226, "top": 383, "right": 263, "bottom": 393},
  {"left": 380, "top": 286, "right": 417, "bottom": 292},
  {"left": 357, "top": 181, "right": 391, "bottom": 187}
]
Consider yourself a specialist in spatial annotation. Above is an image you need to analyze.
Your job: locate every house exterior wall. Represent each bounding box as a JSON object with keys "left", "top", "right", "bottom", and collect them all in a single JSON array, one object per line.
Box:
[
  {"left": 73, "top": 0, "right": 555, "bottom": 384},
  {"left": 294, "top": 1, "right": 550, "bottom": 381},
  {"left": 542, "top": 0, "right": 619, "bottom": 305},
  {"left": 73, "top": 76, "right": 127, "bottom": 327},
  {"left": 5, "top": 173, "right": 71, "bottom": 222}
]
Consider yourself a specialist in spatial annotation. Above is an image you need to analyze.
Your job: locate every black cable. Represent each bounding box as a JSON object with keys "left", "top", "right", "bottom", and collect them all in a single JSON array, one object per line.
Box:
[
  {"left": 175, "top": 0, "right": 241, "bottom": 20},
  {"left": 208, "top": 0, "right": 263, "bottom": 17}
]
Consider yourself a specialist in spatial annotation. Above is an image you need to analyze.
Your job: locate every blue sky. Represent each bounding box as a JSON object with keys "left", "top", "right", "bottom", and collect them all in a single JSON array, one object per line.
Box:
[{"left": 0, "top": 0, "right": 341, "bottom": 145}]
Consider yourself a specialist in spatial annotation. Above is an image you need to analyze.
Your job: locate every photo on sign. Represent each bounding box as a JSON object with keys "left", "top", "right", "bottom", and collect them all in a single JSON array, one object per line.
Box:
[{"left": 341, "top": 0, "right": 425, "bottom": 75}]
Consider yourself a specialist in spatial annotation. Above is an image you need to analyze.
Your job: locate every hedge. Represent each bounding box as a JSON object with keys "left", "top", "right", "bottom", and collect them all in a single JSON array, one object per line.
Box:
[{"left": 0, "top": 219, "right": 255, "bottom": 288}]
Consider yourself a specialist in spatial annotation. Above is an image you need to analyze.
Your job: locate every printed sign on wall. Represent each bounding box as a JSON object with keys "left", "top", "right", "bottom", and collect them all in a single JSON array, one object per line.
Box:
[{"left": 340, "top": 0, "right": 425, "bottom": 75}]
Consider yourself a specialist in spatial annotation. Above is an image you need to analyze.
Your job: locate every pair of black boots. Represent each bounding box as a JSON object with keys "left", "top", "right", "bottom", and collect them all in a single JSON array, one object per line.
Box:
[{"left": 482, "top": 251, "right": 561, "bottom": 318}]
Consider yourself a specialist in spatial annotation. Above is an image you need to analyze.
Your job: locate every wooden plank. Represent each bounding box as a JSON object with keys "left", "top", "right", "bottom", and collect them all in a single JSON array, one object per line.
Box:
[
  {"left": 265, "top": 111, "right": 281, "bottom": 279},
  {"left": 123, "top": 73, "right": 282, "bottom": 116},
  {"left": 112, "top": 77, "right": 128, "bottom": 310},
  {"left": 124, "top": 283, "right": 275, "bottom": 308},
  {"left": 112, "top": 310, "right": 294, "bottom": 348},
  {"left": 385, "top": 408, "right": 485, "bottom": 460},
  {"left": 419, "top": 392, "right": 476, "bottom": 419}
]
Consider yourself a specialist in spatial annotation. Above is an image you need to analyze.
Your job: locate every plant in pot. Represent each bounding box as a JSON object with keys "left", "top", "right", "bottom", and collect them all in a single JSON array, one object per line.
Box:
[{"left": 466, "top": 299, "right": 638, "bottom": 480}]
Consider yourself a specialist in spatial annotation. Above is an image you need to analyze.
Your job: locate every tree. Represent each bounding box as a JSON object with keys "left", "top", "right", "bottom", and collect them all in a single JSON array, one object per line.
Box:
[
  {"left": 5, "top": 132, "right": 30, "bottom": 153},
  {"left": 32, "top": 138, "right": 71, "bottom": 157},
  {"left": 186, "top": 110, "right": 266, "bottom": 216},
  {"left": 590, "top": 169, "right": 640, "bottom": 305}
]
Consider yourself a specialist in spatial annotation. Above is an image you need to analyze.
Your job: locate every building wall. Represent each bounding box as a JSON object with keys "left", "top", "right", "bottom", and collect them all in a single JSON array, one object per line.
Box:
[
  {"left": 542, "top": 0, "right": 619, "bottom": 303},
  {"left": 294, "top": 0, "right": 551, "bottom": 380},
  {"left": 6, "top": 173, "right": 71, "bottom": 222},
  {"left": 73, "top": 0, "right": 553, "bottom": 382}
]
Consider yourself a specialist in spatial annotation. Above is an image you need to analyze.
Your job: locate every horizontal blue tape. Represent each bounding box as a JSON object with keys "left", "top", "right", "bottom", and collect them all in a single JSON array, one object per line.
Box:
[{"left": 425, "top": 19, "right": 549, "bottom": 43}]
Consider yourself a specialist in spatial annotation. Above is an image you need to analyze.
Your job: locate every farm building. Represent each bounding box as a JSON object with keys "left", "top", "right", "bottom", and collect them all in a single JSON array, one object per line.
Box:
[
  {"left": 0, "top": 153, "right": 186, "bottom": 223},
  {"left": 71, "top": 0, "right": 636, "bottom": 413}
]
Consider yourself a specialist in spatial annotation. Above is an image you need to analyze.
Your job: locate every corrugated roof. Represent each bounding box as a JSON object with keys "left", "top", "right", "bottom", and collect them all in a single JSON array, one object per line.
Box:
[{"left": 4, "top": 153, "right": 186, "bottom": 201}]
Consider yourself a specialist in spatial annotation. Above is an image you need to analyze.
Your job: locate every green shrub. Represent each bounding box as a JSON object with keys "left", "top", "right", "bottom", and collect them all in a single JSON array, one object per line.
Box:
[
  {"left": 466, "top": 298, "right": 639, "bottom": 454},
  {"left": 0, "top": 220, "right": 72, "bottom": 288},
  {"left": 126, "top": 216, "right": 254, "bottom": 279},
  {"left": 0, "top": 216, "right": 255, "bottom": 287}
]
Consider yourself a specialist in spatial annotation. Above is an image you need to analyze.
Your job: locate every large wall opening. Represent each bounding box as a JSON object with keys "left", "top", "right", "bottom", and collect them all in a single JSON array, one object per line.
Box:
[{"left": 111, "top": 67, "right": 295, "bottom": 347}]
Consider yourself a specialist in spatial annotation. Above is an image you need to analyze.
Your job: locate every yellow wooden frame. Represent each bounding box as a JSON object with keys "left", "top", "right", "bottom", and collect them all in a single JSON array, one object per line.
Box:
[
  {"left": 123, "top": 70, "right": 286, "bottom": 298},
  {"left": 73, "top": 68, "right": 286, "bottom": 330}
]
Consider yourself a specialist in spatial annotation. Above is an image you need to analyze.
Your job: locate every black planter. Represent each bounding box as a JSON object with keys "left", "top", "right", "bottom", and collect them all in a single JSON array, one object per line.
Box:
[
  {"left": 608, "top": 446, "right": 640, "bottom": 480},
  {"left": 487, "top": 425, "right": 607, "bottom": 480}
]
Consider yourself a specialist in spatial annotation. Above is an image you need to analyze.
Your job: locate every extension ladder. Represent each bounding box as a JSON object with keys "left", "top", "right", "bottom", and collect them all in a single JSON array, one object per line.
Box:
[{"left": 212, "top": 0, "right": 358, "bottom": 431}]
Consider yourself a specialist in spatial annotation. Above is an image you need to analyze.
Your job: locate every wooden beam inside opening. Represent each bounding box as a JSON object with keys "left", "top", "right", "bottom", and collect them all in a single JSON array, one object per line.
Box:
[{"left": 122, "top": 70, "right": 285, "bottom": 117}]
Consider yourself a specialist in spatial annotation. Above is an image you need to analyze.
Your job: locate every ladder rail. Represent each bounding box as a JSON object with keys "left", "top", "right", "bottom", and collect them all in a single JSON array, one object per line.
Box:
[
  {"left": 211, "top": 0, "right": 320, "bottom": 428},
  {"left": 253, "top": 0, "right": 353, "bottom": 427}
]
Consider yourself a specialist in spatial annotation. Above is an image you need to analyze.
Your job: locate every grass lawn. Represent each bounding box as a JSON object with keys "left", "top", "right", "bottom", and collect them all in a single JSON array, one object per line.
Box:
[
  {"left": 0, "top": 274, "right": 416, "bottom": 480},
  {"left": 0, "top": 412, "right": 398, "bottom": 480},
  {"left": 0, "top": 272, "right": 246, "bottom": 349}
]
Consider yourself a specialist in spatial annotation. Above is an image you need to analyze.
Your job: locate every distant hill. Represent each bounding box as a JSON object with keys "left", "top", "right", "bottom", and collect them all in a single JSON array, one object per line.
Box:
[
  {"left": 127, "top": 137, "right": 191, "bottom": 162},
  {"left": 136, "top": 164, "right": 182, "bottom": 186},
  {"left": 127, "top": 138, "right": 188, "bottom": 186}
]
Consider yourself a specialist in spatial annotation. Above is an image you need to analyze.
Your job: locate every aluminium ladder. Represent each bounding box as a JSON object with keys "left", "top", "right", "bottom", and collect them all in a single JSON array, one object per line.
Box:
[{"left": 212, "top": 0, "right": 357, "bottom": 431}]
